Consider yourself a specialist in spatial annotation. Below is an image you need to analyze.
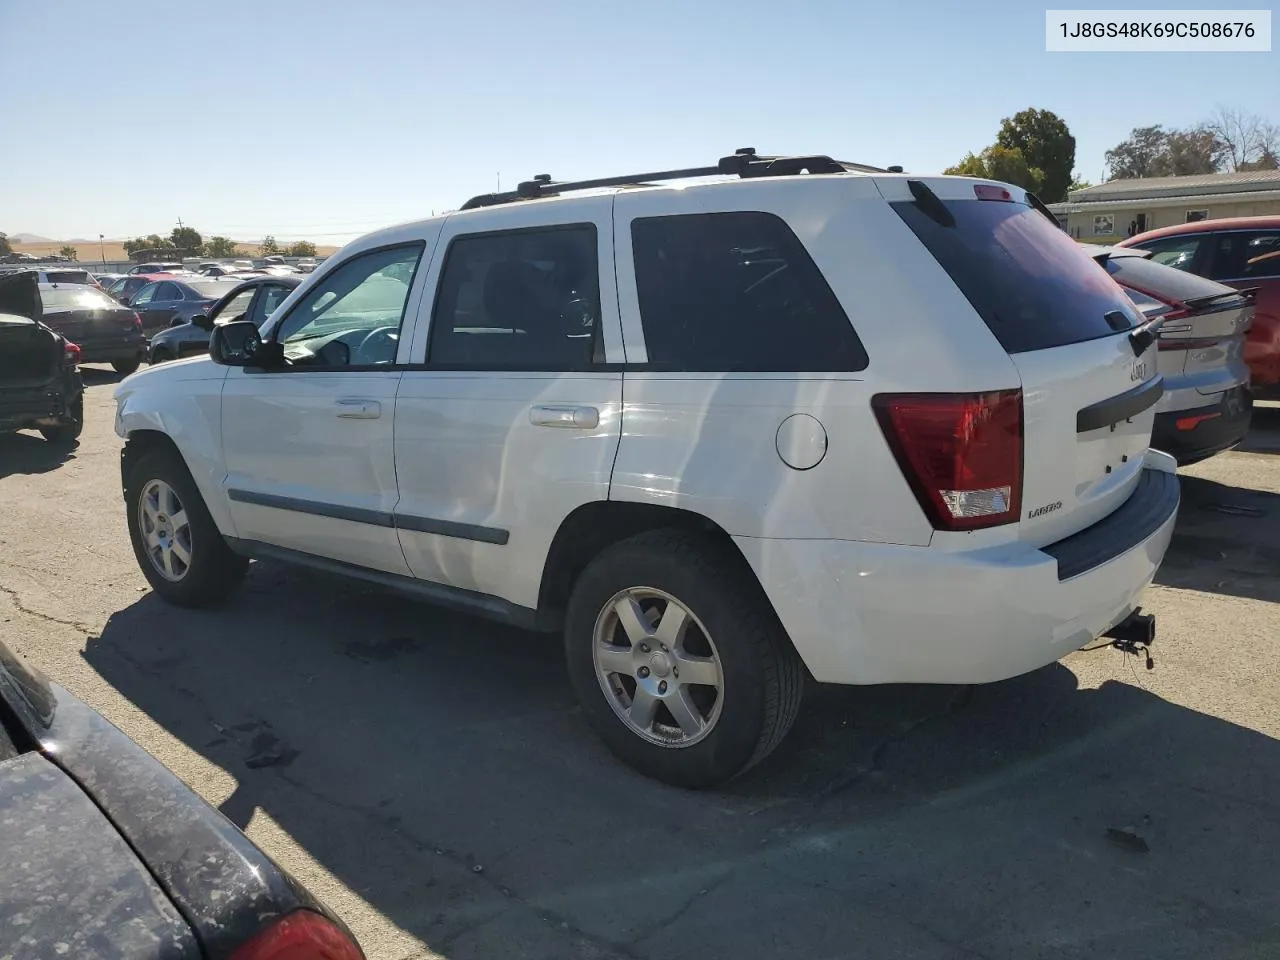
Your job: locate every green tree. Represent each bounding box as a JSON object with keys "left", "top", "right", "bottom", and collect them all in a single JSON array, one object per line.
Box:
[
  {"left": 944, "top": 144, "right": 1044, "bottom": 195},
  {"left": 259, "top": 235, "right": 280, "bottom": 255},
  {"left": 170, "top": 226, "right": 202, "bottom": 254},
  {"left": 943, "top": 152, "right": 987, "bottom": 178},
  {"left": 204, "top": 236, "right": 239, "bottom": 257},
  {"left": 1104, "top": 125, "right": 1170, "bottom": 179},
  {"left": 1068, "top": 176, "right": 1094, "bottom": 194},
  {"left": 0, "top": 233, "right": 11, "bottom": 256},
  {"left": 58, "top": 245, "right": 78, "bottom": 260},
  {"left": 283, "top": 240, "right": 316, "bottom": 257},
  {"left": 1151, "top": 127, "right": 1223, "bottom": 176},
  {"left": 995, "top": 108, "right": 1076, "bottom": 202},
  {"left": 123, "top": 234, "right": 169, "bottom": 256}
]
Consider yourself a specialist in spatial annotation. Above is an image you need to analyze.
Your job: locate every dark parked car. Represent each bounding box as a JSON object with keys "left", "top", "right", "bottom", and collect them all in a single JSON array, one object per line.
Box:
[
  {"left": 1087, "top": 245, "right": 1255, "bottom": 464},
  {"left": 39, "top": 283, "right": 148, "bottom": 375},
  {"left": 106, "top": 273, "right": 170, "bottom": 307},
  {"left": 0, "top": 639, "right": 365, "bottom": 960},
  {"left": 148, "top": 275, "right": 300, "bottom": 362},
  {"left": 130, "top": 277, "right": 243, "bottom": 335},
  {"left": 0, "top": 273, "right": 84, "bottom": 444}
]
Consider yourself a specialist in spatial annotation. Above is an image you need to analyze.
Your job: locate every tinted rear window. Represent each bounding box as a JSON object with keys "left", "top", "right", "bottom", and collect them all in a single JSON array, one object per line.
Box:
[
  {"left": 44, "top": 271, "right": 92, "bottom": 284},
  {"left": 891, "top": 198, "right": 1140, "bottom": 353},
  {"left": 40, "top": 287, "right": 118, "bottom": 310},
  {"left": 1104, "top": 254, "right": 1238, "bottom": 305},
  {"left": 631, "top": 212, "right": 868, "bottom": 371},
  {"left": 187, "top": 280, "right": 238, "bottom": 299}
]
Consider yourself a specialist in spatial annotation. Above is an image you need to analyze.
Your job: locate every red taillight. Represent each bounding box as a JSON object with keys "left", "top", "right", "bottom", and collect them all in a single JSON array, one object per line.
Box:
[
  {"left": 133, "top": 311, "right": 144, "bottom": 329},
  {"left": 873, "top": 390, "right": 1024, "bottom": 531},
  {"left": 1176, "top": 412, "right": 1221, "bottom": 431},
  {"left": 974, "top": 183, "right": 1013, "bottom": 202},
  {"left": 228, "top": 910, "right": 364, "bottom": 960},
  {"left": 63, "top": 341, "right": 81, "bottom": 366}
]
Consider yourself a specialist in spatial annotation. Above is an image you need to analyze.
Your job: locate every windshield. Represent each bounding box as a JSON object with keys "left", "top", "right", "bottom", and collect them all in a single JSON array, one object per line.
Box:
[
  {"left": 40, "top": 286, "right": 119, "bottom": 310},
  {"left": 891, "top": 198, "right": 1140, "bottom": 353}
]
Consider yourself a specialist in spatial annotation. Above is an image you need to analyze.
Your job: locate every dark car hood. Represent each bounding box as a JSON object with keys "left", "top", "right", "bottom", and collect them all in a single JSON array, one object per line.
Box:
[
  {"left": 0, "top": 270, "right": 43, "bottom": 321},
  {"left": 0, "top": 753, "right": 199, "bottom": 959}
]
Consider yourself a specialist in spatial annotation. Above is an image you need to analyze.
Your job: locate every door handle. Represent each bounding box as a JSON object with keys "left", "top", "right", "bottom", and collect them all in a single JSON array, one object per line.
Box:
[
  {"left": 529, "top": 405, "right": 599, "bottom": 429},
  {"left": 335, "top": 398, "right": 381, "bottom": 419}
]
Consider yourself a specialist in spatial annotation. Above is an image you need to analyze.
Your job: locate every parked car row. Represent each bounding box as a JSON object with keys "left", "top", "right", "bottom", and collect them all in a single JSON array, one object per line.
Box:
[{"left": 1118, "top": 216, "right": 1280, "bottom": 398}]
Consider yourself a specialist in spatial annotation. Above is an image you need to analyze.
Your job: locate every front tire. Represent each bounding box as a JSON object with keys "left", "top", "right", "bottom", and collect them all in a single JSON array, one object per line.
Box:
[
  {"left": 125, "top": 448, "right": 248, "bottom": 607},
  {"left": 149, "top": 348, "right": 173, "bottom": 365},
  {"left": 113, "top": 358, "right": 141, "bottom": 376},
  {"left": 40, "top": 394, "right": 83, "bottom": 445},
  {"left": 565, "top": 530, "right": 804, "bottom": 788}
]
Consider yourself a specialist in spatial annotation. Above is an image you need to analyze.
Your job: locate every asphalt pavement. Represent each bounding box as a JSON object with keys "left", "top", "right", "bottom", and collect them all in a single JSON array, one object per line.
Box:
[{"left": 3, "top": 367, "right": 1280, "bottom": 960}]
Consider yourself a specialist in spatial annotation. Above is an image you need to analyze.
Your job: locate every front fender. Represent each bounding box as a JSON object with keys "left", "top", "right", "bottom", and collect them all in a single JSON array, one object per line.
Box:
[{"left": 115, "top": 363, "right": 237, "bottom": 537}]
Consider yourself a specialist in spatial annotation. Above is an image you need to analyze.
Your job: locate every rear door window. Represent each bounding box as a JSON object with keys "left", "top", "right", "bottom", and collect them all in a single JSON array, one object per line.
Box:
[
  {"left": 428, "top": 225, "right": 600, "bottom": 368},
  {"left": 154, "top": 282, "right": 182, "bottom": 301},
  {"left": 249, "top": 284, "right": 293, "bottom": 326},
  {"left": 891, "top": 198, "right": 1139, "bottom": 354},
  {"left": 1209, "top": 230, "right": 1280, "bottom": 281},
  {"left": 630, "top": 212, "right": 867, "bottom": 371}
]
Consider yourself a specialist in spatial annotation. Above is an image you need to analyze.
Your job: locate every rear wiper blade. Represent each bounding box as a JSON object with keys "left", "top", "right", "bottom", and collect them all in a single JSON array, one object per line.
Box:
[
  {"left": 1129, "top": 315, "right": 1165, "bottom": 356},
  {"left": 907, "top": 180, "right": 955, "bottom": 228},
  {"left": 1181, "top": 286, "right": 1258, "bottom": 310}
]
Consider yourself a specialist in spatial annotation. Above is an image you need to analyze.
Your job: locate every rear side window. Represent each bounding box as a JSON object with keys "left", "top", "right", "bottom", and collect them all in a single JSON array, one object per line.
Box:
[
  {"left": 891, "top": 198, "right": 1139, "bottom": 353},
  {"left": 1209, "top": 230, "right": 1280, "bottom": 281},
  {"left": 1135, "top": 235, "right": 1205, "bottom": 271},
  {"left": 428, "top": 225, "right": 600, "bottom": 368},
  {"left": 1104, "top": 254, "right": 1239, "bottom": 305},
  {"left": 630, "top": 212, "right": 867, "bottom": 371}
]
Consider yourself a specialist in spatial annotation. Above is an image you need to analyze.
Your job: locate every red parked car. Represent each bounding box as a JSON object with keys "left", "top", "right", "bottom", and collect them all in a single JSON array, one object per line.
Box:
[{"left": 1118, "top": 216, "right": 1280, "bottom": 396}]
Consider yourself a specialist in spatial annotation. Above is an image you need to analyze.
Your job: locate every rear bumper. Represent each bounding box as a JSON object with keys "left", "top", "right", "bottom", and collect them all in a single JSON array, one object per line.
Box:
[
  {"left": 0, "top": 374, "right": 81, "bottom": 430},
  {"left": 1152, "top": 386, "right": 1252, "bottom": 464},
  {"left": 735, "top": 454, "right": 1180, "bottom": 686},
  {"left": 77, "top": 339, "right": 148, "bottom": 364}
]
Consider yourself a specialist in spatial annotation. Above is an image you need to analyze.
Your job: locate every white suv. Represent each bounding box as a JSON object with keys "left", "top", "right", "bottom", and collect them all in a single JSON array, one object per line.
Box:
[{"left": 114, "top": 151, "right": 1180, "bottom": 787}]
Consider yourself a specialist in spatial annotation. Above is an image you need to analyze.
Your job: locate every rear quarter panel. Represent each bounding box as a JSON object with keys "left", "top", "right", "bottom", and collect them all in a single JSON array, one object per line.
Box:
[{"left": 610, "top": 176, "right": 1021, "bottom": 546}]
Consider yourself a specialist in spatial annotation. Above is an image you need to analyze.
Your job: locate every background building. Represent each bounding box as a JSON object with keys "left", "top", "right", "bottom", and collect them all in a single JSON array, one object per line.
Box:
[{"left": 1047, "top": 170, "right": 1280, "bottom": 242}]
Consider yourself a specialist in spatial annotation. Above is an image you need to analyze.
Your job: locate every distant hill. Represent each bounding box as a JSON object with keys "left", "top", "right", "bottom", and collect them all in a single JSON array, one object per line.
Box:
[
  {"left": 9, "top": 233, "right": 53, "bottom": 243},
  {"left": 9, "top": 238, "right": 341, "bottom": 262}
]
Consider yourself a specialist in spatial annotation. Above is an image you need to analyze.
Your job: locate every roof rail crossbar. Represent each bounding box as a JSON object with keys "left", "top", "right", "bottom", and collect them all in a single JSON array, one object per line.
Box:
[{"left": 460, "top": 148, "right": 865, "bottom": 210}]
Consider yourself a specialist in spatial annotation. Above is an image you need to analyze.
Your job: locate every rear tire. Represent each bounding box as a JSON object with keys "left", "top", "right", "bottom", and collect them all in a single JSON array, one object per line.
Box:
[
  {"left": 113, "top": 358, "right": 141, "bottom": 376},
  {"left": 39, "top": 395, "right": 83, "bottom": 445},
  {"left": 125, "top": 448, "right": 248, "bottom": 607},
  {"left": 564, "top": 530, "right": 804, "bottom": 788}
]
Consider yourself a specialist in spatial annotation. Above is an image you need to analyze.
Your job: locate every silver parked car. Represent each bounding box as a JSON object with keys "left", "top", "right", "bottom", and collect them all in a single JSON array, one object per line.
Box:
[{"left": 1087, "top": 244, "right": 1254, "bottom": 464}]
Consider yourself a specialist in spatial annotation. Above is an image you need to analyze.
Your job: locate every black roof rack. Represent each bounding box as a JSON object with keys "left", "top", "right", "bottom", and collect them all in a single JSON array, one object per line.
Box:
[{"left": 460, "top": 148, "right": 890, "bottom": 210}]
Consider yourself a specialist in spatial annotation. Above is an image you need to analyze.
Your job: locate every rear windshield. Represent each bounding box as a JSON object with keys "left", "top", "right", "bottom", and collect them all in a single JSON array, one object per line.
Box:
[
  {"left": 891, "top": 198, "right": 1140, "bottom": 353},
  {"left": 44, "top": 271, "right": 93, "bottom": 284},
  {"left": 41, "top": 287, "right": 118, "bottom": 310},
  {"left": 187, "top": 280, "right": 238, "bottom": 299},
  {"left": 1103, "top": 254, "right": 1238, "bottom": 305}
]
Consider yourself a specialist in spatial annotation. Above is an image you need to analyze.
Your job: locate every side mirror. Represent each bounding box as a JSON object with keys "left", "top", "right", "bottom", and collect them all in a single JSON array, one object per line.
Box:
[
  {"left": 192, "top": 313, "right": 213, "bottom": 331},
  {"left": 209, "top": 320, "right": 263, "bottom": 366}
]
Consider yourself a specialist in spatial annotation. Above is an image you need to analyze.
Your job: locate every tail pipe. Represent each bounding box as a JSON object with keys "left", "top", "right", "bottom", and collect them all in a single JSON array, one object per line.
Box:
[{"left": 1102, "top": 609, "right": 1156, "bottom": 669}]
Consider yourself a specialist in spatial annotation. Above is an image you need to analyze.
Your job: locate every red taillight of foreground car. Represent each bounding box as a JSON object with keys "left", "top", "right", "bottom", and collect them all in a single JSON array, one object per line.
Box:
[
  {"left": 228, "top": 910, "right": 364, "bottom": 960},
  {"left": 873, "top": 390, "right": 1024, "bottom": 531},
  {"left": 63, "top": 341, "right": 81, "bottom": 366},
  {"left": 132, "top": 311, "right": 144, "bottom": 329}
]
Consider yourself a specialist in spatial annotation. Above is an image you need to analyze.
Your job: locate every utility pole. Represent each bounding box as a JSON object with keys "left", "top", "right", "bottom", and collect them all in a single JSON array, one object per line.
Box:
[{"left": 99, "top": 234, "right": 105, "bottom": 267}]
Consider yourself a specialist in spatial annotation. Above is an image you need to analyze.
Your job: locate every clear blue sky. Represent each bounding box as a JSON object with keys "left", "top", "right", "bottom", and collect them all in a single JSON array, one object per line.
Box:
[{"left": 1, "top": 0, "right": 1274, "bottom": 244}]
